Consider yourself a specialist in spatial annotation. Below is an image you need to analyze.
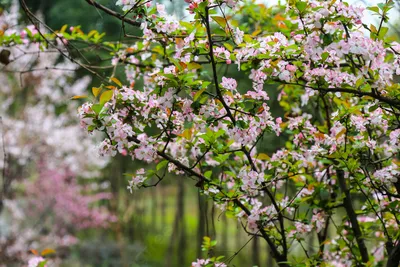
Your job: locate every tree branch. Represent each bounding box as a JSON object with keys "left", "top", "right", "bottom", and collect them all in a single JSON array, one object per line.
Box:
[{"left": 84, "top": 0, "right": 141, "bottom": 27}]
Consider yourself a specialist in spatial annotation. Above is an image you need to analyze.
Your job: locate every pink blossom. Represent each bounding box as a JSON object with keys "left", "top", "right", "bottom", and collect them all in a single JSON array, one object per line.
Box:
[
  {"left": 221, "top": 77, "right": 237, "bottom": 91},
  {"left": 27, "top": 256, "right": 46, "bottom": 267}
]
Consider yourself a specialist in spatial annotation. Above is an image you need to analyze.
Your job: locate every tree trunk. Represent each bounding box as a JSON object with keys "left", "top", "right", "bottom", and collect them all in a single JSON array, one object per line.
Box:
[
  {"left": 197, "top": 190, "right": 206, "bottom": 258},
  {"left": 177, "top": 181, "right": 186, "bottom": 266},
  {"left": 151, "top": 186, "right": 157, "bottom": 230},
  {"left": 161, "top": 185, "right": 166, "bottom": 228},
  {"left": 252, "top": 236, "right": 260, "bottom": 266},
  {"left": 222, "top": 214, "right": 228, "bottom": 253},
  {"left": 387, "top": 244, "right": 400, "bottom": 267},
  {"left": 166, "top": 181, "right": 185, "bottom": 267}
]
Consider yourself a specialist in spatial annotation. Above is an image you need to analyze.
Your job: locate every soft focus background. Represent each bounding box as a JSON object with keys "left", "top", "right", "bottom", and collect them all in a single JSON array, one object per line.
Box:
[{"left": 0, "top": 0, "right": 398, "bottom": 266}]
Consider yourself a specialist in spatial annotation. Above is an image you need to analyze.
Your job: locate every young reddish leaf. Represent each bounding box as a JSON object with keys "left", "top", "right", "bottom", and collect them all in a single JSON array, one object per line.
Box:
[
  {"left": 125, "top": 47, "right": 135, "bottom": 54},
  {"left": 177, "top": 128, "right": 193, "bottom": 140},
  {"left": 30, "top": 249, "right": 39, "bottom": 256},
  {"left": 251, "top": 28, "right": 262, "bottom": 36},
  {"left": 41, "top": 248, "right": 56, "bottom": 256},
  {"left": 71, "top": 95, "right": 88, "bottom": 100},
  {"left": 273, "top": 14, "right": 286, "bottom": 21},
  {"left": 336, "top": 128, "right": 346, "bottom": 139},
  {"left": 179, "top": 62, "right": 187, "bottom": 69},
  {"left": 175, "top": 38, "right": 184, "bottom": 47}
]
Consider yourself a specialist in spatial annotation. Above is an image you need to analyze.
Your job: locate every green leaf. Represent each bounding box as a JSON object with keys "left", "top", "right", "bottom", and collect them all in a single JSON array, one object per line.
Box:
[
  {"left": 202, "top": 236, "right": 211, "bottom": 251},
  {"left": 223, "top": 42, "right": 233, "bottom": 52},
  {"left": 322, "top": 34, "right": 333, "bottom": 45},
  {"left": 347, "top": 158, "right": 359, "bottom": 172},
  {"left": 180, "top": 21, "right": 194, "bottom": 30},
  {"left": 212, "top": 16, "right": 227, "bottom": 28},
  {"left": 368, "top": 105, "right": 379, "bottom": 112},
  {"left": 378, "top": 26, "right": 388, "bottom": 40},
  {"left": 215, "top": 154, "right": 230, "bottom": 163},
  {"left": 88, "top": 30, "right": 97, "bottom": 38},
  {"left": 355, "top": 78, "right": 364, "bottom": 88},
  {"left": 194, "top": 87, "right": 207, "bottom": 101},
  {"left": 202, "top": 81, "right": 211, "bottom": 88},
  {"left": 361, "top": 82, "right": 371, "bottom": 91},
  {"left": 243, "top": 34, "right": 253, "bottom": 43},
  {"left": 87, "top": 125, "right": 96, "bottom": 132},
  {"left": 285, "top": 44, "right": 299, "bottom": 51},
  {"left": 377, "top": 3, "right": 385, "bottom": 11},
  {"left": 224, "top": 171, "right": 236, "bottom": 178},
  {"left": 295, "top": 1, "right": 307, "bottom": 13},
  {"left": 156, "top": 160, "right": 169, "bottom": 171},
  {"left": 60, "top": 24, "right": 68, "bottom": 33},
  {"left": 321, "top": 52, "right": 329, "bottom": 61},
  {"left": 367, "top": 6, "right": 380, "bottom": 13},
  {"left": 188, "top": 62, "right": 202, "bottom": 70},
  {"left": 100, "top": 90, "right": 114, "bottom": 105},
  {"left": 92, "top": 103, "right": 103, "bottom": 114},
  {"left": 204, "top": 170, "right": 212, "bottom": 179},
  {"left": 237, "top": 120, "right": 248, "bottom": 129}
]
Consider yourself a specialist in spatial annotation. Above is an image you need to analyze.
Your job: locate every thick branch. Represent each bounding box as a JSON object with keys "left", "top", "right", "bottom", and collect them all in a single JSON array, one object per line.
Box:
[
  {"left": 387, "top": 242, "right": 400, "bottom": 267},
  {"left": 286, "top": 82, "right": 400, "bottom": 108},
  {"left": 336, "top": 169, "right": 369, "bottom": 263},
  {"left": 203, "top": 7, "right": 236, "bottom": 125},
  {"left": 84, "top": 0, "right": 141, "bottom": 27}
]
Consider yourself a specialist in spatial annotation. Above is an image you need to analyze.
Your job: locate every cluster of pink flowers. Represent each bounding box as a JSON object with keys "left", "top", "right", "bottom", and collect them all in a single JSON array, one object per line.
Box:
[
  {"left": 127, "top": 168, "right": 147, "bottom": 192},
  {"left": 26, "top": 167, "right": 116, "bottom": 230},
  {"left": 27, "top": 256, "right": 47, "bottom": 267},
  {"left": 191, "top": 258, "right": 227, "bottom": 267},
  {"left": 116, "top": 0, "right": 151, "bottom": 11}
]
